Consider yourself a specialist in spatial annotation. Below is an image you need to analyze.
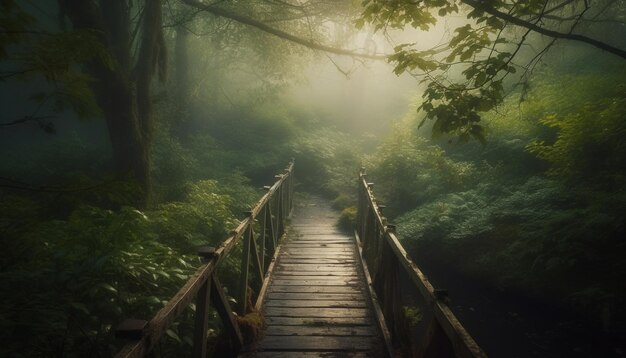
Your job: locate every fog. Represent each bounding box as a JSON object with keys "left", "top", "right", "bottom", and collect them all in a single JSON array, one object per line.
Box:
[{"left": 2, "top": 1, "right": 625, "bottom": 357}]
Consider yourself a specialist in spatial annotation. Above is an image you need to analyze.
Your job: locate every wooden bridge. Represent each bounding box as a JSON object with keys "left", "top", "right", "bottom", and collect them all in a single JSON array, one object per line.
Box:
[{"left": 114, "top": 163, "right": 487, "bottom": 357}]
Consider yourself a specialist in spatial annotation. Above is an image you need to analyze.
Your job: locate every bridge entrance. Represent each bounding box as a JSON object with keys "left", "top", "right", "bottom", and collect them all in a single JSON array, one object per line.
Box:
[{"left": 244, "top": 195, "right": 387, "bottom": 356}]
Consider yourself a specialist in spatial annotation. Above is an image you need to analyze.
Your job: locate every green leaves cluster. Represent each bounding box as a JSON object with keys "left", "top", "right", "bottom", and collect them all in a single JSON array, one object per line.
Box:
[
  {"left": 355, "top": 0, "right": 551, "bottom": 142},
  {"left": 20, "top": 29, "right": 113, "bottom": 119},
  {"left": 0, "top": 0, "right": 35, "bottom": 59},
  {"left": 0, "top": 178, "right": 243, "bottom": 356},
  {"left": 367, "top": 121, "right": 478, "bottom": 215},
  {"left": 357, "top": 0, "right": 441, "bottom": 31},
  {"left": 1, "top": 2, "right": 114, "bottom": 133},
  {"left": 367, "top": 57, "right": 626, "bottom": 330},
  {"left": 527, "top": 84, "right": 626, "bottom": 189}
]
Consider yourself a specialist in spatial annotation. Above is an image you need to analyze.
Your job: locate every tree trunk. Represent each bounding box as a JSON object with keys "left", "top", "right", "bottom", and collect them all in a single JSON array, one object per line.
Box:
[
  {"left": 60, "top": 0, "right": 159, "bottom": 208},
  {"left": 175, "top": 25, "right": 190, "bottom": 106}
]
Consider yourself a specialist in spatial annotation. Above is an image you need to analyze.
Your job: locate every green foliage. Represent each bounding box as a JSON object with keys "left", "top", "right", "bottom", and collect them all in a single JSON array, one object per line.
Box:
[
  {"left": 337, "top": 206, "right": 357, "bottom": 232},
  {"left": 0, "top": 177, "right": 244, "bottom": 356},
  {"left": 0, "top": 205, "right": 196, "bottom": 356},
  {"left": 370, "top": 56, "right": 626, "bottom": 330},
  {"left": 19, "top": 29, "right": 113, "bottom": 119},
  {"left": 402, "top": 305, "right": 423, "bottom": 327},
  {"left": 527, "top": 83, "right": 626, "bottom": 189},
  {"left": 367, "top": 121, "right": 477, "bottom": 215},
  {"left": 331, "top": 193, "right": 354, "bottom": 210},
  {"left": 356, "top": 0, "right": 623, "bottom": 143},
  {"left": 290, "top": 127, "right": 362, "bottom": 196}
]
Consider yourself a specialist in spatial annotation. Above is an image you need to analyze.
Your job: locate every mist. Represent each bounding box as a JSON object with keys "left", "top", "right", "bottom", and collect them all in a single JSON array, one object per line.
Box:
[{"left": 1, "top": 0, "right": 625, "bottom": 356}]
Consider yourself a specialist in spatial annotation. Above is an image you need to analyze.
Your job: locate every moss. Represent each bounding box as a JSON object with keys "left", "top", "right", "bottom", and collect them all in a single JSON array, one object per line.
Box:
[
  {"left": 331, "top": 193, "right": 354, "bottom": 210},
  {"left": 337, "top": 206, "right": 357, "bottom": 232},
  {"left": 235, "top": 311, "right": 264, "bottom": 344}
]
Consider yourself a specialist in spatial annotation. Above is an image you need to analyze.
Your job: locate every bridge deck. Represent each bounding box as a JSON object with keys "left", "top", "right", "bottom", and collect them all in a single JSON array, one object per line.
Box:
[{"left": 245, "top": 195, "right": 384, "bottom": 357}]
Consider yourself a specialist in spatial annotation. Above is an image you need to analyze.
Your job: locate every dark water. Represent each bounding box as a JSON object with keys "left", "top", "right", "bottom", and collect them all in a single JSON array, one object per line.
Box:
[{"left": 415, "top": 257, "right": 626, "bottom": 357}]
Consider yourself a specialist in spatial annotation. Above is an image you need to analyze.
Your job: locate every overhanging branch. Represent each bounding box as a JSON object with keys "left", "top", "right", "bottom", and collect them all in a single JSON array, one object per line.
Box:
[
  {"left": 462, "top": 0, "right": 626, "bottom": 59},
  {"left": 179, "top": 0, "right": 388, "bottom": 60}
]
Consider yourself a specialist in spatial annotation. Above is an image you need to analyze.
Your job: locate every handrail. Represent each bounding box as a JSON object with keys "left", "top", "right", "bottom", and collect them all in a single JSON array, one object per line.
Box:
[
  {"left": 356, "top": 169, "right": 486, "bottom": 358},
  {"left": 114, "top": 162, "right": 295, "bottom": 357}
]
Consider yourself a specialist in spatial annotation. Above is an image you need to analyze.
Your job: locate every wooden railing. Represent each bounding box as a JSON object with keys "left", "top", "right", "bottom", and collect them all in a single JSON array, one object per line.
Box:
[
  {"left": 356, "top": 169, "right": 486, "bottom": 358},
  {"left": 114, "top": 162, "right": 294, "bottom": 357}
]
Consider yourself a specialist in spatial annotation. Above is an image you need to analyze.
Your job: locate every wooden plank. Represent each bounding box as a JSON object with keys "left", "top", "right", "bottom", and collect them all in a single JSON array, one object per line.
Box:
[
  {"left": 265, "top": 292, "right": 364, "bottom": 301},
  {"left": 275, "top": 271, "right": 356, "bottom": 276},
  {"left": 276, "top": 263, "right": 356, "bottom": 270},
  {"left": 277, "top": 265, "right": 357, "bottom": 270},
  {"left": 280, "top": 255, "right": 355, "bottom": 260},
  {"left": 241, "top": 351, "right": 372, "bottom": 358},
  {"left": 288, "top": 235, "right": 351, "bottom": 240},
  {"left": 278, "top": 259, "right": 356, "bottom": 264},
  {"left": 264, "top": 307, "right": 370, "bottom": 318},
  {"left": 281, "top": 250, "right": 354, "bottom": 254},
  {"left": 272, "top": 275, "right": 359, "bottom": 281},
  {"left": 258, "top": 336, "right": 374, "bottom": 351},
  {"left": 265, "top": 316, "right": 372, "bottom": 326},
  {"left": 288, "top": 237, "right": 352, "bottom": 241},
  {"left": 277, "top": 261, "right": 357, "bottom": 266},
  {"left": 269, "top": 285, "right": 362, "bottom": 294},
  {"left": 283, "top": 248, "right": 354, "bottom": 254},
  {"left": 265, "top": 325, "right": 375, "bottom": 337},
  {"left": 264, "top": 299, "right": 367, "bottom": 308},
  {"left": 270, "top": 278, "right": 361, "bottom": 286},
  {"left": 284, "top": 243, "right": 353, "bottom": 248}
]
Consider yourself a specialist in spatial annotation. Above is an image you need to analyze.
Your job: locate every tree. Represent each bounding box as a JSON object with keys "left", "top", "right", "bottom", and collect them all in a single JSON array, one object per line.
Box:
[
  {"left": 56, "top": 0, "right": 166, "bottom": 208},
  {"left": 356, "top": 0, "right": 626, "bottom": 142},
  {"left": 3, "top": 0, "right": 364, "bottom": 207}
]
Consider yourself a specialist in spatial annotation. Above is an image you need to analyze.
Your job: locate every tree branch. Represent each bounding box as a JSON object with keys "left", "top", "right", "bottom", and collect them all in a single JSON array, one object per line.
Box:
[
  {"left": 0, "top": 115, "right": 55, "bottom": 127},
  {"left": 462, "top": 0, "right": 626, "bottom": 59},
  {"left": 0, "top": 176, "right": 122, "bottom": 193},
  {"left": 179, "top": 0, "right": 388, "bottom": 60}
]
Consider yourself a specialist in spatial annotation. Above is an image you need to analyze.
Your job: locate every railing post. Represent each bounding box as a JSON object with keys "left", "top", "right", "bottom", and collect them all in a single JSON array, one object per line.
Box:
[
  {"left": 113, "top": 162, "right": 296, "bottom": 358},
  {"left": 275, "top": 176, "right": 284, "bottom": 239},
  {"left": 192, "top": 277, "right": 211, "bottom": 357},
  {"left": 356, "top": 167, "right": 486, "bottom": 358},
  {"left": 211, "top": 276, "right": 243, "bottom": 354},
  {"left": 238, "top": 216, "right": 252, "bottom": 314},
  {"left": 260, "top": 206, "right": 266, "bottom": 273}
]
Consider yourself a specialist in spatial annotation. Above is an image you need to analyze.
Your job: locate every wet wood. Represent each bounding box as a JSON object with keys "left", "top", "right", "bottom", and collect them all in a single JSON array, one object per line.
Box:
[
  {"left": 275, "top": 271, "right": 356, "bottom": 276},
  {"left": 265, "top": 316, "right": 372, "bottom": 326},
  {"left": 270, "top": 278, "right": 360, "bottom": 286},
  {"left": 265, "top": 292, "right": 363, "bottom": 300},
  {"left": 265, "top": 325, "right": 375, "bottom": 336},
  {"left": 264, "top": 299, "right": 367, "bottom": 308},
  {"left": 243, "top": 195, "right": 386, "bottom": 357},
  {"left": 259, "top": 336, "right": 374, "bottom": 351},
  {"left": 242, "top": 352, "right": 372, "bottom": 358},
  {"left": 265, "top": 307, "right": 371, "bottom": 318},
  {"left": 269, "top": 285, "right": 361, "bottom": 293}
]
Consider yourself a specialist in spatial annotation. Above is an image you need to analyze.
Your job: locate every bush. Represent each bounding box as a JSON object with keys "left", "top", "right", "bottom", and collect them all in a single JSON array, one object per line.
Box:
[
  {"left": 0, "top": 177, "right": 248, "bottom": 356},
  {"left": 337, "top": 206, "right": 357, "bottom": 232}
]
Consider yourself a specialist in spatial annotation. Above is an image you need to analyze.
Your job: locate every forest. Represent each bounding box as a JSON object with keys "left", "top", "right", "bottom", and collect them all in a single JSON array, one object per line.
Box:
[{"left": 1, "top": 0, "right": 625, "bottom": 356}]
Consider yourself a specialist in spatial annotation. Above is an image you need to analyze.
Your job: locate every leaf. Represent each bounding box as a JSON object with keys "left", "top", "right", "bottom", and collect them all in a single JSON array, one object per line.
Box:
[
  {"left": 145, "top": 296, "right": 161, "bottom": 305},
  {"left": 470, "top": 125, "right": 487, "bottom": 145},
  {"left": 166, "top": 329, "right": 181, "bottom": 343},
  {"left": 95, "top": 283, "right": 118, "bottom": 295},
  {"left": 69, "top": 302, "right": 90, "bottom": 315},
  {"left": 475, "top": 72, "right": 486, "bottom": 86}
]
